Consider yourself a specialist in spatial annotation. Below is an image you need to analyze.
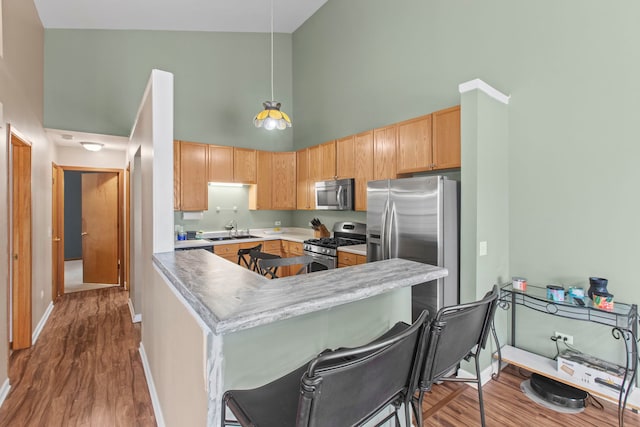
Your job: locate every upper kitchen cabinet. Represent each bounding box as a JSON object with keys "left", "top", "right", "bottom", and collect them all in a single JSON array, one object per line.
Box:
[
  {"left": 432, "top": 105, "right": 461, "bottom": 170},
  {"left": 396, "top": 105, "right": 460, "bottom": 174},
  {"left": 208, "top": 144, "right": 234, "bottom": 182},
  {"left": 174, "top": 140, "right": 208, "bottom": 211},
  {"left": 309, "top": 140, "right": 336, "bottom": 181},
  {"left": 354, "top": 131, "right": 374, "bottom": 211},
  {"left": 336, "top": 135, "right": 355, "bottom": 179},
  {"left": 233, "top": 147, "right": 257, "bottom": 183},
  {"left": 272, "top": 152, "right": 297, "bottom": 210},
  {"left": 249, "top": 150, "right": 273, "bottom": 210},
  {"left": 174, "top": 141, "right": 181, "bottom": 209},
  {"left": 373, "top": 124, "right": 397, "bottom": 180},
  {"left": 397, "top": 114, "right": 433, "bottom": 174},
  {"left": 250, "top": 151, "right": 297, "bottom": 210},
  {"left": 296, "top": 148, "right": 312, "bottom": 210}
]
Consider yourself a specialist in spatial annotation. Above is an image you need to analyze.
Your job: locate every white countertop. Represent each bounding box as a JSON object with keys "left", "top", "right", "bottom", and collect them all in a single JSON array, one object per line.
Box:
[
  {"left": 174, "top": 227, "right": 315, "bottom": 249},
  {"left": 153, "top": 250, "right": 447, "bottom": 335},
  {"left": 337, "top": 244, "right": 367, "bottom": 256}
]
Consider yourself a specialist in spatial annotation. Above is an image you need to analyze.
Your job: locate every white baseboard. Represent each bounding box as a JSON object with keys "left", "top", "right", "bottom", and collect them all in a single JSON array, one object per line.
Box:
[
  {"left": 32, "top": 302, "right": 54, "bottom": 345},
  {"left": 128, "top": 298, "right": 142, "bottom": 323},
  {"left": 457, "top": 359, "right": 504, "bottom": 388},
  {"left": 0, "top": 378, "right": 10, "bottom": 407},
  {"left": 139, "top": 343, "right": 165, "bottom": 427}
]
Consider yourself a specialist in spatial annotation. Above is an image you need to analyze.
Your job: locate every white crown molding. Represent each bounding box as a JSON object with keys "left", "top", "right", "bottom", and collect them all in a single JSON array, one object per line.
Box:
[{"left": 459, "top": 79, "right": 510, "bottom": 105}]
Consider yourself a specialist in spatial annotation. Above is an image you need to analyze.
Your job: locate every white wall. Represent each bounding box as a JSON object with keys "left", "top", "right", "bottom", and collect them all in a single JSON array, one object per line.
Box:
[
  {"left": 54, "top": 145, "right": 127, "bottom": 169},
  {"left": 0, "top": 0, "right": 50, "bottom": 395}
]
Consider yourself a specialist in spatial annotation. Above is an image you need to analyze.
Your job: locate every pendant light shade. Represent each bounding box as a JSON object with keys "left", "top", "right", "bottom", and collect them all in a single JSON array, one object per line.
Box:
[{"left": 254, "top": 0, "right": 291, "bottom": 130}]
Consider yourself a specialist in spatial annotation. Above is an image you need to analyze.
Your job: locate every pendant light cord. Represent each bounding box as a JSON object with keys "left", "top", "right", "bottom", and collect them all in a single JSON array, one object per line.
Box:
[{"left": 270, "top": 0, "right": 274, "bottom": 102}]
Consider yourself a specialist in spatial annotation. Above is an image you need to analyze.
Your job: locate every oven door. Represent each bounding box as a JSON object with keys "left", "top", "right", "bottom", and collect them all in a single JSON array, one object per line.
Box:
[{"left": 304, "top": 251, "right": 336, "bottom": 272}]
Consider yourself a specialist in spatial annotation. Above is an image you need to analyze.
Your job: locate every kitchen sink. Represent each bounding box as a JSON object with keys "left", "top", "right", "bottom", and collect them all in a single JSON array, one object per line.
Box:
[{"left": 207, "top": 235, "right": 261, "bottom": 242}]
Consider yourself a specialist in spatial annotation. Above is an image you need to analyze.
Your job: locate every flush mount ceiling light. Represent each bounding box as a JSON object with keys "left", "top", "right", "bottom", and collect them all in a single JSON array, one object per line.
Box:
[
  {"left": 80, "top": 141, "right": 104, "bottom": 152},
  {"left": 253, "top": 0, "right": 291, "bottom": 130}
]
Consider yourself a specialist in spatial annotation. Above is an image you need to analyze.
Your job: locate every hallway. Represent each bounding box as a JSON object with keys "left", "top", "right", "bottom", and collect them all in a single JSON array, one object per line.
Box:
[{"left": 0, "top": 288, "right": 155, "bottom": 426}]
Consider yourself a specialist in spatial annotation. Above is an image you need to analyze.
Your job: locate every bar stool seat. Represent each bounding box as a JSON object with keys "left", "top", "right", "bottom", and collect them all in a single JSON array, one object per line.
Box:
[{"left": 237, "top": 243, "right": 263, "bottom": 270}]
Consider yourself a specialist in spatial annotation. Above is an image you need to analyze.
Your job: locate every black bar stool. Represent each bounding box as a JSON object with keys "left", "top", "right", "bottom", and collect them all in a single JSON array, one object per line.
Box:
[{"left": 237, "top": 243, "right": 263, "bottom": 270}]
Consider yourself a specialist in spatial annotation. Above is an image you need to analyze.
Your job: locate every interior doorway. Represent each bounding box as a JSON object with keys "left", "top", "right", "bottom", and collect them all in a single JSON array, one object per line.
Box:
[
  {"left": 9, "top": 128, "right": 32, "bottom": 350},
  {"left": 53, "top": 166, "right": 124, "bottom": 294}
]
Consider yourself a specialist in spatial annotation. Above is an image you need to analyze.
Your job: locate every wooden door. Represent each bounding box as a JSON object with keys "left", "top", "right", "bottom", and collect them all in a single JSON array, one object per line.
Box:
[
  {"left": 272, "top": 152, "right": 296, "bottom": 210},
  {"left": 52, "top": 164, "right": 64, "bottom": 299},
  {"left": 11, "top": 132, "right": 32, "bottom": 350},
  {"left": 336, "top": 135, "right": 355, "bottom": 179},
  {"left": 234, "top": 148, "right": 257, "bottom": 183},
  {"left": 296, "top": 148, "right": 310, "bottom": 210},
  {"left": 208, "top": 145, "right": 234, "bottom": 182},
  {"left": 82, "top": 173, "right": 119, "bottom": 284},
  {"left": 373, "top": 125, "right": 397, "bottom": 180},
  {"left": 432, "top": 105, "right": 461, "bottom": 170},
  {"left": 354, "top": 131, "right": 374, "bottom": 211},
  {"left": 397, "top": 114, "right": 433, "bottom": 174}
]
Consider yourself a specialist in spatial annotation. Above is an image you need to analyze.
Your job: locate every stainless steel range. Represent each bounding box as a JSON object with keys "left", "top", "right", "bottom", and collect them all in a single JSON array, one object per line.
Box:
[{"left": 303, "top": 221, "right": 367, "bottom": 271}]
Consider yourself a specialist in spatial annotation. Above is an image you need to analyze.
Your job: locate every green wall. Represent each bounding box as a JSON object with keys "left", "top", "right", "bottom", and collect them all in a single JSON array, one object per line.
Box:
[
  {"left": 43, "top": 0, "right": 640, "bottom": 363},
  {"left": 44, "top": 29, "right": 294, "bottom": 151}
]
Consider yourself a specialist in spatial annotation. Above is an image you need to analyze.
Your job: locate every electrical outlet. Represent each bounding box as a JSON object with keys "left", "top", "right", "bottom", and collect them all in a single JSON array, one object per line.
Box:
[
  {"left": 275, "top": 221, "right": 281, "bottom": 226},
  {"left": 555, "top": 331, "right": 573, "bottom": 345}
]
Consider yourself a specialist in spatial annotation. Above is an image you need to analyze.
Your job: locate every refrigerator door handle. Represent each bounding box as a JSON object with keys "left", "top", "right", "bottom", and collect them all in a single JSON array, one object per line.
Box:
[
  {"left": 380, "top": 200, "right": 389, "bottom": 259},
  {"left": 388, "top": 202, "right": 397, "bottom": 258}
]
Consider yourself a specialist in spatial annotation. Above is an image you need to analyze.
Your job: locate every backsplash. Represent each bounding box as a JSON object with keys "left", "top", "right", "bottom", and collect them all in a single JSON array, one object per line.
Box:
[{"left": 174, "top": 185, "right": 293, "bottom": 232}]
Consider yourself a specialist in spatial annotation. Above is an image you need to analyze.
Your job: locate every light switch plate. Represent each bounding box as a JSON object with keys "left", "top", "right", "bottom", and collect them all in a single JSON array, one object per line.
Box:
[{"left": 479, "top": 241, "right": 487, "bottom": 256}]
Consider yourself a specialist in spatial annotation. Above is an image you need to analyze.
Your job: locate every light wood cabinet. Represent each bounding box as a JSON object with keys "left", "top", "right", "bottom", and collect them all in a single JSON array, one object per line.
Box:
[
  {"left": 272, "top": 152, "right": 297, "bottom": 210},
  {"left": 397, "top": 114, "right": 433, "bottom": 174},
  {"left": 354, "top": 131, "right": 374, "bottom": 212},
  {"left": 173, "top": 141, "right": 181, "bottom": 210},
  {"left": 208, "top": 145, "right": 234, "bottom": 182},
  {"left": 262, "top": 240, "right": 282, "bottom": 256},
  {"left": 336, "top": 136, "right": 355, "bottom": 179},
  {"left": 309, "top": 140, "right": 336, "bottom": 181},
  {"left": 234, "top": 148, "right": 257, "bottom": 183},
  {"left": 296, "top": 148, "right": 312, "bottom": 210},
  {"left": 338, "top": 251, "right": 367, "bottom": 268},
  {"left": 432, "top": 105, "right": 461, "bottom": 170},
  {"left": 249, "top": 151, "right": 273, "bottom": 210},
  {"left": 213, "top": 242, "right": 240, "bottom": 263},
  {"left": 396, "top": 105, "right": 460, "bottom": 173},
  {"left": 279, "top": 240, "right": 304, "bottom": 277},
  {"left": 373, "top": 125, "right": 397, "bottom": 180},
  {"left": 175, "top": 140, "right": 208, "bottom": 211}
]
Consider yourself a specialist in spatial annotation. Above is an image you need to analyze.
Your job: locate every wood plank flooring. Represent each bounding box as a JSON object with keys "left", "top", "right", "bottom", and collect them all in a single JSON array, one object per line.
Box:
[
  {"left": 0, "top": 287, "right": 155, "bottom": 426},
  {"left": 0, "top": 286, "right": 637, "bottom": 426},
  {"left": 421, "top": 364, "right": 640, "bottom": 426}
]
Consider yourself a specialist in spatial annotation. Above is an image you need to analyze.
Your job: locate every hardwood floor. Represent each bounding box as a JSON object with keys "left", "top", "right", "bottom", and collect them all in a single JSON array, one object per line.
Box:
[
  {"left": 0, "top": 287, "right": 155, "bottom": 426},
  {"left": 421, "top": 364, "right": 640, "bottom": 426},
  {"left": 0, "top": 286, "right": 637, "bottom": 426}
]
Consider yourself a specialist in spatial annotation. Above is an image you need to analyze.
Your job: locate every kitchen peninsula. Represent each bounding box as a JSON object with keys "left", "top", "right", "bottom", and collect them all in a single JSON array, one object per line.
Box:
[{"left": 151, "top": 249, "right": 447, "bottom": 426}]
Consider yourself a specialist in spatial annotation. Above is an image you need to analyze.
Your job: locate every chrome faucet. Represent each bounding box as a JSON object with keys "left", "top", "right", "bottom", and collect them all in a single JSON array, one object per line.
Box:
[{"left": 225, "top": 219, "right": 238, "bottom": 237}]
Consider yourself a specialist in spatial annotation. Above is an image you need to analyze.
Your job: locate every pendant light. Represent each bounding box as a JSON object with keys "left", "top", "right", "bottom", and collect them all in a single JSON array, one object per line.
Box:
[{"left": 253, "top": 0, "right": 291, "bottom": 130}]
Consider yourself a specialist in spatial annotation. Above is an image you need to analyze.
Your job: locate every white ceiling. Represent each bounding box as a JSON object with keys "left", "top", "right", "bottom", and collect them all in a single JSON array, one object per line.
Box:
[
  {"left": 37, "top": 0, "right": 327, "bottom": 151},
  {"left": 33, "top": 0, "right": 327, "bottom": 33}
]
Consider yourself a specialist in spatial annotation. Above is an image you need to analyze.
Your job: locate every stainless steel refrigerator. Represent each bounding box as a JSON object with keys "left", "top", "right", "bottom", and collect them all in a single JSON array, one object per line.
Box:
[{"left": 367, "top": 176, "right": 459, "bottom": 320}]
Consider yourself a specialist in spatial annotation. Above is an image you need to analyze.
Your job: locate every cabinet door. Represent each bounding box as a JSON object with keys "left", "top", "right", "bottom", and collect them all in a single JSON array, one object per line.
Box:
[
  {"left": 174, "top": 141, "right": 181, "bottom": 210},
  {"left": 320, "top": 140, "right": 337, "bottom": 180},
  {"left": 208, "top": 145, "right": 234, "bottom": 182},
  {"left": 397, "top": 114, "right": 433, "bottom": 174},
  {"left": 308, "top": 145, "right": 322, "bottom": 181},
  {"left": 373, "top": 125, "right": 397, "bottom": 180},
  {"left": 296, "top": 148, "right": 311, "bottom": 210},
  {"left": 354, "top": 131, "right": 373, "bottom": 212},
  {"left": 272, "top": 152, "right": 296, "bottom": 210},
  {"left": 179, "top": 141, "right": 208, "bottom": 211},
  {"left": 234, "top": 148, "right": 257, "bottom": 183},
  {"left": 262, "top": 240, "right": 281, "bottom": 256},
  {"left": 336, "top": 135, "right": 355, "bottom": 179},
  {"left": 432, "top": 105, "right": 461, "bottom": 170},
  {"left": 254, "top": 151, "right": 272, "bottom": 210}
]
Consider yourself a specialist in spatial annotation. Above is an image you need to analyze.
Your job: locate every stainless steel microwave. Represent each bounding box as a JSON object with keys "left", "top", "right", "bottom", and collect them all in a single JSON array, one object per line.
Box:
[{"left": 315, "top": 178, "right": 354, "bottom": 210}]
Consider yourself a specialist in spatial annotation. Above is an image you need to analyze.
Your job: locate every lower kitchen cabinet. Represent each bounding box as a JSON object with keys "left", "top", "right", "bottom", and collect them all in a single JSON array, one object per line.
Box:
[
  {"left": 338, "top": 252, "right": 367, "bottom": 268},
  {"left": 213, "top": 243, "right": 241, "bottom": 263}
]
